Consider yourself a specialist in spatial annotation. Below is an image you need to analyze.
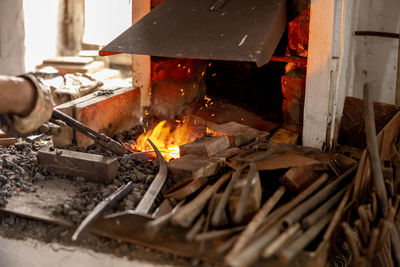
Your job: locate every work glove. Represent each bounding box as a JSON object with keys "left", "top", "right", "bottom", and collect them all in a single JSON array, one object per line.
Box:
[{"left": 0, "top": 74, "right": 55, "bottom": 137}]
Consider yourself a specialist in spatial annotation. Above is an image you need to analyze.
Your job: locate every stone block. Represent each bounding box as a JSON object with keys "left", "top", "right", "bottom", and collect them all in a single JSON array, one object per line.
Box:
[
  {"left": 210, "top": 122, "right": 259, "bottom": 147},
  {"left": 38, "top": 149, "right": 118, "bottom": 183},
  {"left": 167, "top": 154, "right": 223, "bottom": 179},
  {"left": 180, "top": 136, "right": 230, "bottom": 157}
]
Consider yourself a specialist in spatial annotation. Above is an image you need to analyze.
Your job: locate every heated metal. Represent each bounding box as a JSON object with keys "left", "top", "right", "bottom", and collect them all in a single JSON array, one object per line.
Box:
[{"left": 100, "top": 0, "right": 287, "bottom": 67}]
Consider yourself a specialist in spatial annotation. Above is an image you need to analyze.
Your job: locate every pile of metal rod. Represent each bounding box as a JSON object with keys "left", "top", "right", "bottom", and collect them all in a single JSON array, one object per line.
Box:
[
  {"left": 340, "top": 84, "right": 400, "bottom": 267},
  {"left": 224, "top": 165, "right": 356, "bottom": 267},
  {"left": 145, "top": 141, "right": 357, "bottom": 266}
]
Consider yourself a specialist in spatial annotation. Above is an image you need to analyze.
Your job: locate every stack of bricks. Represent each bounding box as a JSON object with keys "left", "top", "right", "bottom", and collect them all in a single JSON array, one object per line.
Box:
[{"left": 281, "top": 7, "right": 310, "bottom": 133}]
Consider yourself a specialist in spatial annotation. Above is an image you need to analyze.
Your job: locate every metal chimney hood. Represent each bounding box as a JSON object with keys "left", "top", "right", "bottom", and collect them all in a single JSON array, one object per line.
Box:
[{"left": 100, "top": 0, "right": 287, "bottom": 67}]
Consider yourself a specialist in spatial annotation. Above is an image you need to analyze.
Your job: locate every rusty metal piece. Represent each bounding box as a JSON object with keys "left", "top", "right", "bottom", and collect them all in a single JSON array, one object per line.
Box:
[
  {"left": 171, "top": 171, "right": 231, "bottom": 228},
  {"left": 367, "top": 228, "right": 380, "bottom": 259},
  {"left": 52, "top": 109, "right": 127, "bottom": 155},
  {"left": 72, "top": 181, "right": 134, "bottom": 241},
  {"left": 185, "top": 214, "right": 205, "bottom": 241},
  {"left": 227, "top": 173, "right": 331, "bottom": 266},
  {"left": 211, "top": 166, "right": 246, "bottom": 227},
  {"left": 279, "top": 212, "right": 333, "bottom": 263},
  {"left": 227, "top": 223, "right": 281, "bottom": 267},
  {"left": 135, "top": 139, "right": 168, "bottom": 214},
  {"left": 282, "top": 166, "right": 354, "bottom": 228},
  {"left": 194, "top": 226, "right": 245, "bottom": 242},
  {"left": 226, "top": 185, "right": 286, "bottom": 260},
  {"left": 372, "top": 192, "right": 378, "bottom": 220},
  {"left": 163, "top": 177, "right": 208, "bottom": 200},
  {"left": 354, "top": 219, "right": 368, "bottom": 246},
  {"left": 262, "top": 222, "right": 301, "bottom": 258},
  {"left": 363, "top": 84, "right": 389, "bottom": 216},
  {"left": 342, "top": 222, "right": 361, "bottom": 264},
  {"left": 301, "top": 186, "right": 347, "bottom": 230},
  {"left": 232, "top": 163, "right": 258, "bottom": 224},
  {"left": 146, "top": 200, "right": 184, "bottom": 237},
  {"left": 38, "top": 149, "right": 118, "bottom": 184},
  {"left": 217, "top": 234, "right": 239, "bottom": 255}
]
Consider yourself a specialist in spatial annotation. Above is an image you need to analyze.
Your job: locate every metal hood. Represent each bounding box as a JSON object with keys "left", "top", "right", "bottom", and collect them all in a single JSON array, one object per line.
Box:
[{"left": 100, "top": 0, "right": 287, "bottom": 67}]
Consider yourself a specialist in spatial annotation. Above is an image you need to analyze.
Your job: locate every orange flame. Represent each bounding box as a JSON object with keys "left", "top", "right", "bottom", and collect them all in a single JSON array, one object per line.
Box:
[{"left": 133, "top": 120, "right": 205, "bottom": 161}]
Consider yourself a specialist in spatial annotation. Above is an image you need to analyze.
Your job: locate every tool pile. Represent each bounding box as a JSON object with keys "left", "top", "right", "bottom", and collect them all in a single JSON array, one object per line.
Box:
[
  {"left": 148, "top": 140, "right": 356, "bottom": 266},
  {"left": 3, "top": 83, "right": 400, "bottom": 266}
]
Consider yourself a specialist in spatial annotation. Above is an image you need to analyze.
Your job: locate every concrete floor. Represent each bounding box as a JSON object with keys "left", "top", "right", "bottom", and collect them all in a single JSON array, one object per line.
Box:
[{"left": 0, "top": 237, "right": 169, "bottom": 267}]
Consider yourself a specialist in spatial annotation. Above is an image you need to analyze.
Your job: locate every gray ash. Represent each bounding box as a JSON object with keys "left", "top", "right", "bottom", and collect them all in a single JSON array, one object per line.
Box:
[
  {"left": 0, "top": 141, "right": 40, "bottom": 207},
  {"left": 0, "top": 125, "right": 173, "bottom": 225}
]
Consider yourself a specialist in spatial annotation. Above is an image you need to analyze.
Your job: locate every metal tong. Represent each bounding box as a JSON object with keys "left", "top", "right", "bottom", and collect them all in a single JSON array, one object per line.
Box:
[
  {"left": 71, "top": 139, "right": 168, "bottom": 240},
  {"left": 52, "top": 109, "right": 127, "bottom": 156}
]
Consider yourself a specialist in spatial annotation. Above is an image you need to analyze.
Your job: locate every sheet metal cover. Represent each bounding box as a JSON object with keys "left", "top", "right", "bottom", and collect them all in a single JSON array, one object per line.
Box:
[{"left": 100, "top": 0, "right": 287, "bottom": 67}]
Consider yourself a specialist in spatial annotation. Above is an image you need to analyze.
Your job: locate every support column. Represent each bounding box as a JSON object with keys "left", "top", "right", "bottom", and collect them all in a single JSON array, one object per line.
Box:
[{"left": 132, "top": 0, "right": 151, "bottom": 125}]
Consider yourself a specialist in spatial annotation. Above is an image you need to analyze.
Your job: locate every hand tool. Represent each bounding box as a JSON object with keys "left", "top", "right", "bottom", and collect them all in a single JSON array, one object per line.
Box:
[{"left": 72, "top": 138, "right": 166, "bottom": 240}]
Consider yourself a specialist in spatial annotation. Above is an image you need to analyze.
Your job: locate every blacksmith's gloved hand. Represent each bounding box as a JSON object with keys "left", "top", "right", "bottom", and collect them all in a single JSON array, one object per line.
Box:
[{"left": 0, "top": 74, "right": 55, "bottom": 137}]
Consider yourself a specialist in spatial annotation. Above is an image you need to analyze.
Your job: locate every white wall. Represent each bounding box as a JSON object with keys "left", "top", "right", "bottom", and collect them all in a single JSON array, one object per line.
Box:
[
  {"left": 303, "top": 0, "right": 400, "bottom": 149},
  {"left": 350, "top": 0, "right": 400, "bottom": 103},
  {"left": 0, "top": 0, "right": 26, "bottom": 75}
]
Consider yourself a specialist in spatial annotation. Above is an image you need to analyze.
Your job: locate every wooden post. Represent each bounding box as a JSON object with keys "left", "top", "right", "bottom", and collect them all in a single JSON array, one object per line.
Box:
[
  {"left": 302, "top": 0, "right": 337, "bottom": 149},
  {"left": 132, "top": 0, "right": 151, "bottom": 115}
]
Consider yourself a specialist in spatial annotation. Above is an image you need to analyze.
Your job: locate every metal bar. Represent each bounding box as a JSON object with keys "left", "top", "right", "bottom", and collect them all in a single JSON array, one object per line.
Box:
[
  {"left": 211, "top": 166, "right": 246, "bottom": 227},
  {"left": 282, "top": 166, "right": 355, "bottom": 228},
  {"left": 301, "top": 186, "right": 347, "bottom": 229},
  {"left": 171, "top": 172, "right": 231, "bottom": 228},
  {"left": 226, "top": 185, "right": 286, "bottom": 260},
  {"left": 363, "top": 83, "right": 388, "bottom": 216},
  {"left": 232, "top": 163, "right": 257, "bottom": 224},
  {"left": 72, "top": 181, "right": 134, "bottom": 241},
  {"left": 194, "top": 226, "right": 245, "bottom": 241},
  {"left": 262, "top": 223, "right": 301, "bottom": 258},
  {"left": 135, "top": 139, "right": 168, "bottom": 214},
  {"left": 355, "top": 31, "right": 400, "bottom": 39},
  {"left": 279, "top": 212, "right": 333, "bottom": 263}
]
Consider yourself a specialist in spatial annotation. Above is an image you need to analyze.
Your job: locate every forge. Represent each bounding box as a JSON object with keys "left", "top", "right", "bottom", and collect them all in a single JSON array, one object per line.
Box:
[{"left": 1, "top": 0, "right": 400, "bottom": 266}]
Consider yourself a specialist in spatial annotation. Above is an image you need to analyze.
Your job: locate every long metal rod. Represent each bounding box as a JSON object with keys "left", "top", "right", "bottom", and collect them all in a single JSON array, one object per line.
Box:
[
  {"left": 226, "top": 185, "right": 286, "bottom": 260},
  {"left": 301, "top": 186, "right": 347, "bottom": 229},
  {"left": 171, "top": 172, "right": 231, "bottom": 228},
  {"left": 282, "top": 166, "right": 355, "bottom": 228},
  {"left": 211, "top": 166, "right": 246, "bottom": 227},
  {"left": 363, "top": 83, "right": 388, "bottom": 216},
  {"left": 279, "top": 212, "right": 333, "bottom": 263},
  {"left": 135, "top": 139, "right": 168, "bottom": 214},
  {"left": 71, "top": 181, "right": 134, "bottom": 241}
]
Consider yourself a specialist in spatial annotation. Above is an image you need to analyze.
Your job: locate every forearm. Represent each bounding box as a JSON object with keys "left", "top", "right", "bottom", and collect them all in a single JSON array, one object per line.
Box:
[{"left": 0, "top": 75, "right": 37, "bottom": 117}]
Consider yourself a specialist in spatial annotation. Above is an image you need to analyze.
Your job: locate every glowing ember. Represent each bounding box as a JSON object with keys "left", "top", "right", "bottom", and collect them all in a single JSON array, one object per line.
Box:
[{"left": 133, "top": 120, "right": 206, "bottom": 161}]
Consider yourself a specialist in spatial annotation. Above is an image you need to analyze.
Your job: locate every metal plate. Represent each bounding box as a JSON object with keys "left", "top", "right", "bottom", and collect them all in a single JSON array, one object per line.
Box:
[{"left": 101, "top": 0, "right": 287, "bottom": 66}]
